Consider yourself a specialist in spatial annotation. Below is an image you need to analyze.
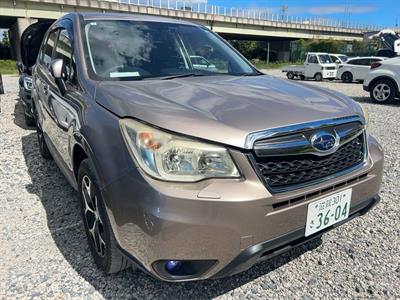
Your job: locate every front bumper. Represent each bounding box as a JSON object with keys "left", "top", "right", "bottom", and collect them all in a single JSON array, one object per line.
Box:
[
  {"left": 19, "top": 88, "right": 33, "bottom": 117},
  {"left": 322, "top": 69, "right": 337, "bottom": 78},
  {"left": 213, "top": 194, "right": 379, "bottom": 278},
  {"left": 102, "top": 135, "right": 383, "bottom": 282}
]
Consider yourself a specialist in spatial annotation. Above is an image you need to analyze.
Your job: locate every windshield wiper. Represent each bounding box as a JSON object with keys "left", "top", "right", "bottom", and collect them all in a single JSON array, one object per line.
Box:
[{"left": 160, "top": 73, "right": 208, "bottom": 80}]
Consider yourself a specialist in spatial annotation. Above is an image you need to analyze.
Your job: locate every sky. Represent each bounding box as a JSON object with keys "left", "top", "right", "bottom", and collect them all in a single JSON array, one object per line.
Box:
[{"left": 205, "top": 0, "right": 399, "bottom": 27}]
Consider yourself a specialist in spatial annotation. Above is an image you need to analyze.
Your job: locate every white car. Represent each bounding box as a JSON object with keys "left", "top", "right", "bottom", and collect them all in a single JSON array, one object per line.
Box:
[
  {"left": 190, "top": 55, "right": 218, "bottom": 72},
  {"left": 363, "top": 57, "right": 400, "bottom": 104},
  {"left": 329, "top": 53, "right": 349, "bottom": 64},
  {"left": 282, "top": 52, "right": 337, "bottom": 81},
  {"left": 337, "top": 57, "right": 386, "bottom": 83}
]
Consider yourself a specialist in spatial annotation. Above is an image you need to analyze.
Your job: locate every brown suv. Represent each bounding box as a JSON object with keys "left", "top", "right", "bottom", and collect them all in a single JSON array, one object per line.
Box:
[{"left": 23, "top": 13, "right": 383, "bottom": 282}]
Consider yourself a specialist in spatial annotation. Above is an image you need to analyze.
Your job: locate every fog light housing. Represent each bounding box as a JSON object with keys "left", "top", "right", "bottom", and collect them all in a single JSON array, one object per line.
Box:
[
  {"left": 153, "top": 260, "right": 217, "bottom": 280},
  {"left": 165, "top": 260, "right": 183, "bottom": 273}
]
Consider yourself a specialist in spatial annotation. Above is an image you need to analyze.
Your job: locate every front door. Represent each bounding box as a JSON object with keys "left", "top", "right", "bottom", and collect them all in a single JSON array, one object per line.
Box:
[
  {"left": 35, "top": 20, "right": 80, "bottom": 175},
  {"left": 305, "top": 54, "right": 319, "bottom": 77}
]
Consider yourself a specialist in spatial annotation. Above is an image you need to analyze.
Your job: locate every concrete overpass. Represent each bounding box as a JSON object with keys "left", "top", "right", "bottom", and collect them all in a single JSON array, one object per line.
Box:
[{"left": 0, "top": 0, "right": 383, "bottom": 60}]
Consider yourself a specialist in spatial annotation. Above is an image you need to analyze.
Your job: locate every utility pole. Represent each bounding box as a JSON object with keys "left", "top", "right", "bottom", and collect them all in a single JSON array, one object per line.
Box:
[{"left": 280, "top": 5, "right": 288, "bottom": 21}]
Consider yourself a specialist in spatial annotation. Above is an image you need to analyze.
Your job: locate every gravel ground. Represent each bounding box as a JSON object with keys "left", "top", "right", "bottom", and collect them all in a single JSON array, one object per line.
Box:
[{"left": 0, "top": 72, "right": 399, "bottom": 299}]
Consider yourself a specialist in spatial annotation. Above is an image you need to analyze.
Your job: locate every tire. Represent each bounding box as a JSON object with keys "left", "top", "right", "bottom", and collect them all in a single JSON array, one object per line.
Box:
[
  {"left": 286, "top": 72, "right": 295, "bottom": 80},
  {"left": 24, "top": 113, "right": 36, "bottom": 127},
  {"left": 341, "top": 72, "right": 353, "bottom": 83},
  {"left": 78, "top": 159, "right": 130, "bottom": 274},
  {"left": 36, "top": 123, "right": 52, "bottom": 160},
  {"left": 370, "top": 79, "right": 397, "bottom": 104},
  {"left": 314, "top": 73, "right": 323, "bottom": 81},
  {"left": 299, "top": 75, "right": 305, "bottom": 80}
]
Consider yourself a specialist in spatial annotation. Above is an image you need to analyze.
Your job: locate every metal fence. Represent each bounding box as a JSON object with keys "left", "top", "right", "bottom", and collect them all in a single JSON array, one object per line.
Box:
[{"left": 115, "top": 0, "right": 383, "bottom": 32}]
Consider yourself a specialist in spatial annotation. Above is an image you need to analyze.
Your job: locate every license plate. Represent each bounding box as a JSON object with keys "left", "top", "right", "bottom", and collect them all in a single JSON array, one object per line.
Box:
[
  {"left": 327, "top": 72, "right": 334, "bottom": 77},
  {"left": 305, "top": 189, "right": 352, "bottom": 237}
]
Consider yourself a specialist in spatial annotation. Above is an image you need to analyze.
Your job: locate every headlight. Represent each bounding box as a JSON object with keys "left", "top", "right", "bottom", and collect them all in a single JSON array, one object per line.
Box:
[
  {"left": 119, "top": 119, "right": 240, "bottom": 182},
  {"left": 23, "top": 77, "right": 33, "bottom": 91}
]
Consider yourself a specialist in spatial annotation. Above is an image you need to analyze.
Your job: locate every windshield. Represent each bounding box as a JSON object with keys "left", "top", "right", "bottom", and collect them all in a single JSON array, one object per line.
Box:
[
  {"left": 318, "top": 55, "right": 333, "bottom": 64},
  {"left": 84, "top": 20, "right": 256, "bottom": 80}
]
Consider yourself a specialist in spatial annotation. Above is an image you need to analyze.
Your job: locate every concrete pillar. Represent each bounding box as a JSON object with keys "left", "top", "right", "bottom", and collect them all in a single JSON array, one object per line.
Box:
[
  {"left": 269, "top": 40, "right": 291, "bottom": 61},
  {"left": 9, "top": 18, "right": 38, "bottom": 62}
]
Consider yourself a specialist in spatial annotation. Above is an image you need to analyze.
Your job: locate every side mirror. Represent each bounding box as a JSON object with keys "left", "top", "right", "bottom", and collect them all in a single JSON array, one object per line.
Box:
[
  {"left": 50, "top": 59, "right": 66, "bottom": 79},
  {"left": 50, "top": 59, "right": 67, "bottom": 95},
  {"left": 335, "top": 60, "right": 340, "bottom": 64}
]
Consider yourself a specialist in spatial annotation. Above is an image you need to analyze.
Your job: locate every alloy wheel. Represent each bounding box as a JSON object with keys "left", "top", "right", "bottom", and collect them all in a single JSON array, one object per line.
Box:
[
  {"left": 372, "top": 83, "right": 391, "bottom": 102},
  {"left": 82, "top": 175, "right": 106, "bottom": 257}
]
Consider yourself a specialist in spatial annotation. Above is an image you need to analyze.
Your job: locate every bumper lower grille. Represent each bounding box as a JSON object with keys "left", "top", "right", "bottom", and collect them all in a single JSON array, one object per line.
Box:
[{"left": 252, "top": 134, "right": 365, "bottom": 192}]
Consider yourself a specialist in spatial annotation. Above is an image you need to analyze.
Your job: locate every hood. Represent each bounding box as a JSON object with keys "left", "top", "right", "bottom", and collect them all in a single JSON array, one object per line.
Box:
[
  {"left": 20, "top": 21, "right": 53, "bottom": 69},
  {"left": 95, "top": 75, "right": 363, "bottom": 149}
]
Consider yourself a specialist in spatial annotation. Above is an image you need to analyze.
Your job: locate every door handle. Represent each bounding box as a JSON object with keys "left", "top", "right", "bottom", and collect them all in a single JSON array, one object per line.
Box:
[{"left": 43, "top": 84, "right": 49, "bottom": 95}]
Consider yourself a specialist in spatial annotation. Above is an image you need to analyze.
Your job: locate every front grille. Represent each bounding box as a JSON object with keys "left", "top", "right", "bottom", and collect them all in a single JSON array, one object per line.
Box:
[
  {"left": 251, "top": 134, "right": 365, "bottom": 192},
  {"left": 325, "top": 66, "right": 336, "bottom": 70}
]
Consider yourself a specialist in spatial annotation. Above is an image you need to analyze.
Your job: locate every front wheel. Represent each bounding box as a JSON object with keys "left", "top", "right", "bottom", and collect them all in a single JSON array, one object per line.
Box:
[
  {"left": 78, "top": 159, "right": 130, "bottom": 274},
  {"left": 341, "top": 72, "right": 353, "bottom": 83},
  {"left": 286, "top": 72, "right": 295, "bottom": 80},
  {"left": 314, "top": 73, "right": 323, "bottom": 81},
  {"left": 370, "top": 79, "right": 397, "bottom": 104}
]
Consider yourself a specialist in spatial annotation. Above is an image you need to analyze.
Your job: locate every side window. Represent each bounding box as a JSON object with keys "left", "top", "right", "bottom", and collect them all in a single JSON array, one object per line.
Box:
[
  {"left": 54, "top": 29, "right": 76, "bottom": 83},
  {"left": 348, "top": 59, "right": 360, "bottom": 65},
  {"left": 41, "top": 31, "right": 58, "bottom": 68},
  {"left": 370, "top": 58, "right": 381, "bottom": 64},
  {"left": 330, "top": 55, "right": 337, "bottom": 62},
  {"left": 359, "top": 59, "right": 370, "bottom": 66},
  {"left": 308, "top": 55, "right": 318, "bottom": 64}
]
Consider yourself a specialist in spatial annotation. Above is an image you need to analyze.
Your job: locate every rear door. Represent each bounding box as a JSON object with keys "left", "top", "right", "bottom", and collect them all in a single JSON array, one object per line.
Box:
[
  {"left": 347, "top": 59, "right": 366, "bottom": 80},
  {"left": 354, "top": 59, "right": 371, "bottom": 80}
]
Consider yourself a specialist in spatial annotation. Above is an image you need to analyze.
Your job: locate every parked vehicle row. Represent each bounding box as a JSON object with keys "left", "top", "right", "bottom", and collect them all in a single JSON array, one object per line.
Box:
[
  {"left": 18, "top": 13, "right": 383, "bottom": 282},
  {"left": 281, "top": 51, "right": 399, "bottom": 104}
]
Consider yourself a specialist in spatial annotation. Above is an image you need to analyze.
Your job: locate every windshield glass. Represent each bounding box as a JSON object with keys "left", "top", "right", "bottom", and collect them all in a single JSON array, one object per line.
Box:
[
  {"left": 318, "top": 55, "right": 333, "bottom": 64},
  {"left": 84, "top": 20, "right": 256, "bottom": 80}
]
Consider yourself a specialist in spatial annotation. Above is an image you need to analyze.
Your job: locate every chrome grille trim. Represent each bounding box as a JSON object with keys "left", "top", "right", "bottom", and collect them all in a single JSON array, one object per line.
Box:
[
  {"left": 248, "top": 119, "right": 368, "bottom": 193},
  {"left": 254, "top": 122, "right": 364, "bottom": 157},
  {"left": 244, "top": 115, "right": 365, "bottom": 149}
]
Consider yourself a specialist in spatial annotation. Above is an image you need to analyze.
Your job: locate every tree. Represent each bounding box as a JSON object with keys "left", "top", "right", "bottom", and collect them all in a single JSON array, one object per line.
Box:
[{"left": 2, "top": 31, "right": 9, "bottom": 47}]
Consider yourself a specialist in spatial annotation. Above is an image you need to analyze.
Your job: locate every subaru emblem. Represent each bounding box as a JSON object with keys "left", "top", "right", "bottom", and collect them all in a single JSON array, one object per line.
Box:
[{"left": 310, "top": 131, "right": 338, "bottom": 153}]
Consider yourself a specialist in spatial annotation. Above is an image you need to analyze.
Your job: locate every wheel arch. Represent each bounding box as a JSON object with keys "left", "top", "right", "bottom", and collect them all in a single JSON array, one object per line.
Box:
[
  {"left": 72, "top": 143, "right": 88, "bottom": 180},
  {"left": 368, "top": 76, "right": 399, "bottom": 94}
]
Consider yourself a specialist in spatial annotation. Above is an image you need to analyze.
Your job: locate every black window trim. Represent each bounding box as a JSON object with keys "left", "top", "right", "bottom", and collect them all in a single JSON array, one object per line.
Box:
[{"left": 39, "top": 29, "right": 61, "bottom": 68}]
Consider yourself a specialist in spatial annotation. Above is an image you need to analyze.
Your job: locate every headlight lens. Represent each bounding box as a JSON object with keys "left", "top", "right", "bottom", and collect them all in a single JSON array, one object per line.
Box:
[
  {"left": 119, "top": 119, "right": 240, "bottom": 182},
  {"left": 23, "top": 77, "right": 33, "bottom": 91}
]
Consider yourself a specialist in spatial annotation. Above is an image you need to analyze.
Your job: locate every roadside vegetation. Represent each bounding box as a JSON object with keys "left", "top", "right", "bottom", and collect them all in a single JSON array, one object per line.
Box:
[
  {"left": 0, "top": 60, "right": 18, "bottom": 75},
  {"left": 252, "top": 60, "right": 303, "bottom": 70},
  {"left": 229, "top": 38, "right": 381, "bottom": 67}
]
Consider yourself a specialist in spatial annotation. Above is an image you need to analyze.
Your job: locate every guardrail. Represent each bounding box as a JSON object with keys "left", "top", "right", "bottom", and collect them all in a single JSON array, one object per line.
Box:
[{"left": 115, "top": 0, "right": 383, "bottom": 32}]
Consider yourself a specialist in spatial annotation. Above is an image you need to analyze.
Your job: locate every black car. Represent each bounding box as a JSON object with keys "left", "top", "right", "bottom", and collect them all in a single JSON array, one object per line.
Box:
[{"left": 19, "top": 21, "right": 53, "bottom": 126}]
